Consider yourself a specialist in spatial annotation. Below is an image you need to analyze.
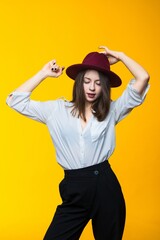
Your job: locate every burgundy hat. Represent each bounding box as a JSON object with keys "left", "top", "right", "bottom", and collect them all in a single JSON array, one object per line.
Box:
[{"left": 66, "top": 52, "right": 122, "bottom": 87}]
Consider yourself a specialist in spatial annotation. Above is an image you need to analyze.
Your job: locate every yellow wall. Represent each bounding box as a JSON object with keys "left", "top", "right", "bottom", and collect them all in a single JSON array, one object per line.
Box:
[{"left": 1, "top": 0, "right": 160, "bottom": 239}]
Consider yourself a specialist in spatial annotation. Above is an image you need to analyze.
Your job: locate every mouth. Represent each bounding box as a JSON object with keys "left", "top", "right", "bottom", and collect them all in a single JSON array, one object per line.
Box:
[{"left": 87, "top": 93, "right": 96, "bottom": 99}]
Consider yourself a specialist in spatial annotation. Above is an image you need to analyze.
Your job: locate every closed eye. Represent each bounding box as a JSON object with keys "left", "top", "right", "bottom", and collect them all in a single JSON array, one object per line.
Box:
[
  {"left": 83, "top": 79, "right": 90, "bottom": 84},
  {"left": 96, "top": 81, "right": 101, "bottom": 86},
  {"left": 83, "top": 77, "right": 101, "bottom": 86}
]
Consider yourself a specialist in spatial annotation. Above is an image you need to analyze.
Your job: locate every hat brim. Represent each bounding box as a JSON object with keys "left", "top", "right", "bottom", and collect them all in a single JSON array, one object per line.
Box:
[{"left": 66, "top": 64, "right": 122, "bottom": 87}]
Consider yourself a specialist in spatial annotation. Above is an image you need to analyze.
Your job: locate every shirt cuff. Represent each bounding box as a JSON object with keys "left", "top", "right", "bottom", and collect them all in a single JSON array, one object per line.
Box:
[
  {"left": 128, "top": 79, "right": 150, "bottom": 102},
  {"left": 6, "top": 91, "right": 31, "bottom": 107}
]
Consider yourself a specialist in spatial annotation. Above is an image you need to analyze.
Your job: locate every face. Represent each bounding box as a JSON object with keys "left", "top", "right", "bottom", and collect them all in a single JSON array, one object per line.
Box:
[{"left": 83, "top": 70, "right": 102, "bottom": 104}]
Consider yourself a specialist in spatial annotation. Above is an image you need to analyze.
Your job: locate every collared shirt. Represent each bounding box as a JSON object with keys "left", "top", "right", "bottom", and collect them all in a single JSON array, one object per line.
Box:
[{"left": 6, "top": 79, "right": 149, "bottom": 169}]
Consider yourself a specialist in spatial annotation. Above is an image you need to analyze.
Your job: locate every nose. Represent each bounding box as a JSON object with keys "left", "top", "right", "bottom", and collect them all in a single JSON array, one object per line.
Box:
[{"left": 89, "top": 82, "right": 95, "bottom": 91}]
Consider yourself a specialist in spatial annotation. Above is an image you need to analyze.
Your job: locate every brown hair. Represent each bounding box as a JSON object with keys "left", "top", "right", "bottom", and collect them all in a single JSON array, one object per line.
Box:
[{"left": 71, "top": 70, "right": 111, "bottom": 122}]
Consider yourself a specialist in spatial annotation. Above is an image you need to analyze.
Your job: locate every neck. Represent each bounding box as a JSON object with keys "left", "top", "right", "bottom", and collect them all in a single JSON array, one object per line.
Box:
[{"left": 85, "top": 102, "right": 92, "bottom": 113}]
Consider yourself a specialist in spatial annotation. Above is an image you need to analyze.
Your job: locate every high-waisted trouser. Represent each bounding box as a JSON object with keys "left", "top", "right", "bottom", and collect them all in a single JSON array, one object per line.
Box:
[{"left": 43, "top": 160, "right": 126, "bottom": 240}]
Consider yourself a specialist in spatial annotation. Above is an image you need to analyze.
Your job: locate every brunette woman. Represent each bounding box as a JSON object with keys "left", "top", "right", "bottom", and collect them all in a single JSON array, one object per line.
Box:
[{"left": 6, "top": 46, "right": 150, "bottom": 240}]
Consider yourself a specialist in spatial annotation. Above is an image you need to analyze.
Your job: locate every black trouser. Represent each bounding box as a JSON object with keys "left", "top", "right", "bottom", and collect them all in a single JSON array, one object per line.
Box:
[{"left": 43, "top": 160, "right": 126, "bottom": 240}]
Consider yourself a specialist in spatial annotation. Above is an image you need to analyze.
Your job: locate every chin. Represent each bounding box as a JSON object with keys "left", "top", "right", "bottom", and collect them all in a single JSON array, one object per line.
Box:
[{"left": 86, "top": 96, "right": 93, "bottom": 101}]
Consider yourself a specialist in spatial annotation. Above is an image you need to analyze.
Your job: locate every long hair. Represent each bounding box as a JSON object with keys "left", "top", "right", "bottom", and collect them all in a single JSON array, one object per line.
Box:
[{"left": 71, "top": 70, "right": 111, "bottom": 122}]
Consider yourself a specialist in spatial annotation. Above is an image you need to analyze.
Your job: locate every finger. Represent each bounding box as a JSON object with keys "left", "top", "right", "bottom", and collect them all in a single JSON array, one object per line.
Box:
[
  {"left": 49, "top": 60, "right": 56, "bottom": 69},
  {"left": 99, "top": 51, "right": 106, "bottom": 54},
  {"left": 98, "top": 46, "right": 109, "bottom": 55},
  {"left": 99, "top": 46, "right": 108, "bottom": 50},
  {"left": 51, "top": 65, "right": 59, "bottom": 72},
  {"left": 51, "top": 67, "right": 56, "bottom": 72},
  {"left": 99, "top": 46, "right": 105, "bottom": 49},
  {"left": 58, "top": 67, "right": 65, "bottom": 75},
  {"left": 51, "top": 59, "right": 56, "bottom": 65},
  {"left": 99, "top": 46, "right": 110, "bottom": 55},
  {"left": 51, "top": 68, "right": 59, "bottom": 72}
]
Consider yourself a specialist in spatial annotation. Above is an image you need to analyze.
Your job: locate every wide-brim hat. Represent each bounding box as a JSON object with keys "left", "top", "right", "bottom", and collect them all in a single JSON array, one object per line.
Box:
[{"left": 66, "top": 52, "right": 122, "bottom": 87}]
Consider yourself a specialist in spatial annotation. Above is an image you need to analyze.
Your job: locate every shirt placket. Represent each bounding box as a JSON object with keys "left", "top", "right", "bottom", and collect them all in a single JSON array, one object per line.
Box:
[{"left": 80, "top": 132, "right": 86, "bottom": 167}]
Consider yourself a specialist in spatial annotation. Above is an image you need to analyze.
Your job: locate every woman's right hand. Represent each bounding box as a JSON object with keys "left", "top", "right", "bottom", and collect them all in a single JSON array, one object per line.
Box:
[
  {"left": 10, "top": 60, "right": 65, "bottom": 93},
  {"left": 41, "top": 60, "right": 65, "bottom": 78}
]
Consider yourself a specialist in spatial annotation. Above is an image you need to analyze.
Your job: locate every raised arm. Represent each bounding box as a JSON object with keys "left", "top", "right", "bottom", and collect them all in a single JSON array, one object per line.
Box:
[
  {"left": 6, "top": 60, "right": 65, "bottom": 123},
  {"left": 99, "top": 46, "right": 150, "bottom": 95},
  {"left": 14, "top": 60, "right": 65, "bottom": 93}
]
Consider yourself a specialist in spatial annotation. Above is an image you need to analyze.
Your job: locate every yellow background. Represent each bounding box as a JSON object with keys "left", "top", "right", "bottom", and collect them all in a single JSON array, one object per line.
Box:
[{"left": 1, "top": 0, "right": 160, "bottom": 239}]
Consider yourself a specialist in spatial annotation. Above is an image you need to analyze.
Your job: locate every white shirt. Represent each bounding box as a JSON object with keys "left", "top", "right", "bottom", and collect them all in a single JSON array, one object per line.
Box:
[{"left": 6, "top": 79, "right": 149, "bottom": 169}]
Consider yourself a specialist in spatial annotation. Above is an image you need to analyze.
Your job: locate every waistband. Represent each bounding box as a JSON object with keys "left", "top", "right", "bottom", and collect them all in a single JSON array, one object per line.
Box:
[{"left": 64, "top": 160, "right": 110, "bottom": 178}]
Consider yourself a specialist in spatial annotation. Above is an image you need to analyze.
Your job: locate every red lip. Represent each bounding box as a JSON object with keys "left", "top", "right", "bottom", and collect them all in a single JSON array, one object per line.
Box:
[{"left": 87, "top": 93, "right": 96, "bottom": 98}]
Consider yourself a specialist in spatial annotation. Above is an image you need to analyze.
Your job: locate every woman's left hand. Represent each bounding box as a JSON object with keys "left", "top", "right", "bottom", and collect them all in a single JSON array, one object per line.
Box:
[
  {"left": 99, "top": 46, "right": 121, "bottom": 65},
  {"left": 99, "top": 46, "right": 150, "bottom": 95}
]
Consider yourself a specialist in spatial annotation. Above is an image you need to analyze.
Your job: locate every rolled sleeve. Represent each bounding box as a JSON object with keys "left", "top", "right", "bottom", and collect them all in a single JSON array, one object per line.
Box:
[
  {"left": 112, "top": 79, "right": 150, "bottom": 124},
  {"left": 6, "top": 91, "right": 57, "bottom": 124}
]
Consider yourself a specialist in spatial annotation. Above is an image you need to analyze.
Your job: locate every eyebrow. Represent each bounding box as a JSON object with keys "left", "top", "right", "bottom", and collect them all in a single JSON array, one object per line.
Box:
[{"left": 84, "top": 77, "right": 100, "bottom": 81}]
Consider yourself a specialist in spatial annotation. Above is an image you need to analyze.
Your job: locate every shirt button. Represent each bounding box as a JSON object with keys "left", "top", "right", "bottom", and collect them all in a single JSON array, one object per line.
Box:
[{"left": 94, "top": 170, "right": 99, "bottom": 175}]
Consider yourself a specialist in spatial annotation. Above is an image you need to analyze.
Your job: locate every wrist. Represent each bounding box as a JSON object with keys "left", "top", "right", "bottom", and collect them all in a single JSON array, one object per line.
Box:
[
  {"left": 118, "top": 52, "right": 126, "bottom": 61},
  {"left": 38, "top": 70, "right": 48, "bottom": 80}
]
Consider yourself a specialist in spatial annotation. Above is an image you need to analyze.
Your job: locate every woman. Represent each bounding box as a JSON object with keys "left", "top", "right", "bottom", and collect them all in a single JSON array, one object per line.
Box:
[{"left": 6, "top": 46, "right": 150, "bottom": 240}]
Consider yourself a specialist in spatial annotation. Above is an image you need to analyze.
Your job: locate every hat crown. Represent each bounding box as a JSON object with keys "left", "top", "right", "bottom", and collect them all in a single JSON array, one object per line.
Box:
[{"left": 82, "top": 52, "right": 110, "bottom": 71}]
